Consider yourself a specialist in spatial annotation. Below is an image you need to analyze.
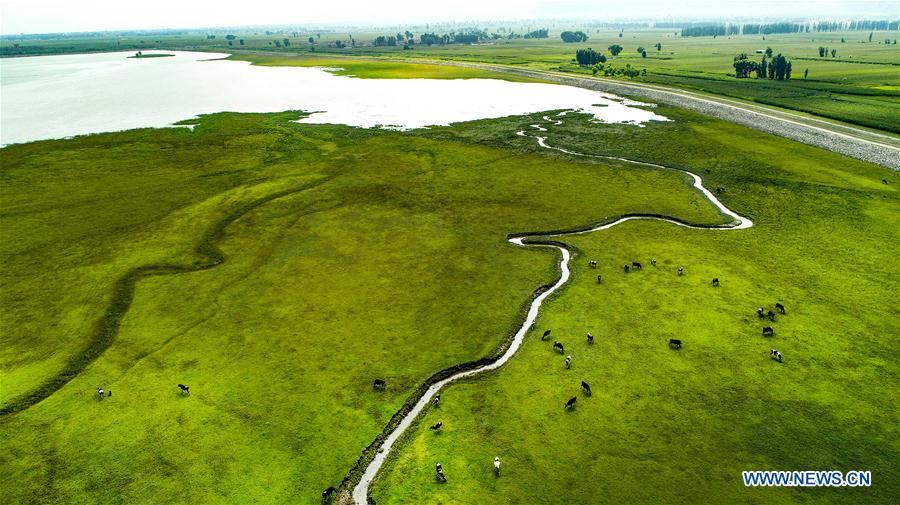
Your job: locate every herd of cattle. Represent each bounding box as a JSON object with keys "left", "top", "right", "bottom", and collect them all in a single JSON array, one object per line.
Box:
[{"left": 350, "top": 257, "right": 791, "bottom": 500}]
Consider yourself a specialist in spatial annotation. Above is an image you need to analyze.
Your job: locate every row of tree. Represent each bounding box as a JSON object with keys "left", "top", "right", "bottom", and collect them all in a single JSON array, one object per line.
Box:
[
  {"left": 681, "top": 20, "right": 899, "bottom": 36},
  {"left": 818, "top": 46, "right": 838, "bottom": 57},
  {"left": 733, "top": 52, "right": 792, "bottom": 80}
]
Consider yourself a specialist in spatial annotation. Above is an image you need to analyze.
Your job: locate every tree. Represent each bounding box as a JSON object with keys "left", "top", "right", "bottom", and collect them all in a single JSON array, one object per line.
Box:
[
  {"left": 283, "top": 38, "right": 290, "bottom": 47},
  {"left": 803, "top": 68, "right": 808, "bottom": 79},
  {"left": 757, "top": 56, "right": 767, "bottom": 78},
  {"left": 765, "top": 46, "right": 773, "bottom": 57},
  {"left": 608, "top": 44, "right": 623, "bottom": 56},
  {"left": 239, "top": 39, "right": 245, "bottom": 45},
  {"left": 818, "top": 46, "right": 826, "bottom": 57},
  {"left": 225, "top": 34, "right": 236, "bottom": 40},
  {"left": 831, "top": 48, "right": 836, "bottom": 57},
  {"left": 274, "top": 39, "right": 282, "bottom": 47},
  {"left": 308, "top": 37, "right": 315, "bottom": 44},
  {"left": 560, "top": 31, "right": 588, "bottom": 43},
  {"left": 841, "top": 37, "right": 846, "bottom": 43},
  {"left": 655, "top": 42, "right": 662, "bottom": 51},
  {"left": 618, "top": 31, "right": 623, "bottom": 38},
  {"left": 405, "top": 30, "right": 413, "bottom": 40},
  {"left": 732, "top": 53, "right": 757, "bottom": 78},
  {"left": 869, "top": 31, "right": 873, "bottom": 42},
  {"left": 575, "top": 48, "right": 607, "bottom": 66},
  {"left": 227, "top": 40, "right": 232, "bottom": 46},
  {"left": 642, "top": 50, "right": 647, "bottom": 58},
  {"left": 636, "top": 46, "right": 645, "bottom": 54}
]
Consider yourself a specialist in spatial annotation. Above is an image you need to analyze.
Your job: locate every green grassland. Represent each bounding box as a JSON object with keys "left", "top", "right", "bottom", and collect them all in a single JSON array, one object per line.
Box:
[
  {"left": 227, "top": 53, "right": 546, "bottom": 82},
  {"left": 373, "top": 106, "right": 900, "bottom": 504},
  {"left": 5, "top": 27, "right": 897, "bottom": 132},
  {"left": 0, "top": 111, "right": 732, "bottom": 503}
]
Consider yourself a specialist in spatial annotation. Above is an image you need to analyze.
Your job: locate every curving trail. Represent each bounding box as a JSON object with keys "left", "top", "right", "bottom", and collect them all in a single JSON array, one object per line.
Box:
[{"left": 350, "top": 117, "right": 753, "bottom": 504}]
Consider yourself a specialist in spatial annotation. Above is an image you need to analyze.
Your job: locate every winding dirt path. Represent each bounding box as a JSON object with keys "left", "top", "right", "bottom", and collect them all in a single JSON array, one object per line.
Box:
[{"left": 349, "top": 118, "right": 753, "bottom": 504}]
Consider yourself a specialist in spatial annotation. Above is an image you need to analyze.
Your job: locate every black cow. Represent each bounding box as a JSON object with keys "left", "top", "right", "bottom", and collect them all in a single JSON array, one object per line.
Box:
[
  {"left": 373, "top": 379, "right": 386, "bottom": 390},
  {"left": 564, "top": 355, "right": 571, "bottom": 369},
  {"left": 582, "top": 381, "right": 592, "bottom": 396},
  {"left": 97, "top": 387, "right": 104, "bottom": 401},
  {"left": 565, "top": 396, "right": 577, "bottom": 409},
  {"left": 623, "top": 264, "right": 630, "bottom": 273},
  {"left": 677, "top": 267, "right": 684, "bottom": 276},
  {"left": 542, "top": 329, "right": 552, "bottom": 341},
  {"left": 553, "top": 341, "right": 564, "bottom": 354},
  {"left": 650, "top": 259, "right": 657, "bottom": 266},
  {"left": 882, "top": 179, "right": 888, "bottom": 185},
  {"left": 712, "top": 277, "right": 719, "bottom": 287},
  {"left": 177, "top": 384, "right": 190, "bottom": 395},
  {"left": 770, "top": 349, "right": 783, "bottom": 362},
  {"left": 763, "top": 326, "right": 774, "bottom": 336},
  {"left": 597, "top": 274, "right": 602, "bottom": 284},
  {"left": 322, "top": 487, "right": 336, "bottom": 504},
  {"left": 775, "top": 303, "right": 785, "bottom": 314},
  {"left": 669, "top": 338, "right": 682, "bottom": 349},
  {"left": 432, "top": 394, "right": 441, "bottom": 408},
  {"left": 586, "top": 333, "right": 594, "bottom": 344},
  {"left": 767, "top": 310, "right": 776, "bottom": 321},
  {"left": 632, "top": 261, "right": 642, "bottom": 270},
  {"left": 589, "top": 260, "right": 598, "bottom": 268},
  {"left": 757, "top": 307, "right": 765, "bottom": 318},
  {"left": 436, "top": 462, "right": 447, "bottom": 482},
  {"left": 430, "top": 421, "right": 443, "bottom": 431}
]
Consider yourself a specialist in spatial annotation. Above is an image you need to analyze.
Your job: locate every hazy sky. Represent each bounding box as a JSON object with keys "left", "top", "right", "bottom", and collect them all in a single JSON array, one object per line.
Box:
[{"left": 1, "top": 0, "right": 897, "bottom": 35}]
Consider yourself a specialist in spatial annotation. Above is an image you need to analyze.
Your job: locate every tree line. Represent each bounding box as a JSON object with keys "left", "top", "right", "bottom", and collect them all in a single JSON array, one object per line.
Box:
[{"left": 682, "top": 20, "right": 899, "bottom": 37}]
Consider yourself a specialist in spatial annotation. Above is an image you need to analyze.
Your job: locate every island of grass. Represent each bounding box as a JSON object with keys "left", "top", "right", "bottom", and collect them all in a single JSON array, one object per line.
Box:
[{"left": 0, "top": 104, "right": 896, "bottom": 504}]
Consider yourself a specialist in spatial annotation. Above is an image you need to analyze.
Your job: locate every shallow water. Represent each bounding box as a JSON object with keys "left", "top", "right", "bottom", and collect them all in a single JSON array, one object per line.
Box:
[{"left": 0, "top": 51, "right": 668, "bottom": 145}]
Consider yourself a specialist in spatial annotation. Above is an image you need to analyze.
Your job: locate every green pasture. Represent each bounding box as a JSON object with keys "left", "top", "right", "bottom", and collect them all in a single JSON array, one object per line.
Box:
[
  {"left": 0, "top": 110, "right": 727, "bottom": 503},
  {"left": 227, "top": 53, "right": 546, "bottom": 82},
  {"left": 372, "top": 106, "right": 900, "bottom": 504}
]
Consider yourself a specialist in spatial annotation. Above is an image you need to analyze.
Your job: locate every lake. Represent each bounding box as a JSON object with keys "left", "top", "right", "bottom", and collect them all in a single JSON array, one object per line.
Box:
[{"left": 0, "top": 51, "right": 667, "bottom": 145}]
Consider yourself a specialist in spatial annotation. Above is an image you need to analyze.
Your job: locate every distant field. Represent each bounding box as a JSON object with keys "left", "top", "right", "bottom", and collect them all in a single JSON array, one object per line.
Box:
[{"left": 4, "top": 27, "right": 896, "bottom": 132}]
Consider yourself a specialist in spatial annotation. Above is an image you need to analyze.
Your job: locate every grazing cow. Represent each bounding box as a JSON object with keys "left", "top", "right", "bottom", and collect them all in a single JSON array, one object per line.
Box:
[
  {"left": 770, "top": 349, "right": 783, "bottom": 362},
  {"left": 565, "top": 396, "right": 577, "bottom": 410},
  {"left": 373, "top": 379, "right": 386, "bottom": 390},
  {"left": 177, "top": 384, "right": 190, "bottom": 395},
  {"left": 597, "top": 274, "right": 602, "bottom": 284},
  {"left": 757, "top": 307, "right": 765, "bottom": 318},
  {"left": 432, "top": 394, "right": 441, "bottom": 408},
  {"left": 650, "top": 259, "right": 657, "bottom": 266},
  {"left": 430, "top": 421, "right": 443, "bottom": 431},
  {"left": 436, "top": 462, "right": 447, "bottom": 482},
  {"left": 494, "top": 457, "right": 501, "bottom": 476},
  {"left": 530, "top": 320, "right": 536, "bottom": 330},
  {"left": 669, "top": 338, "right": 682, "bottom": 349},
  {"left": 565, "top": 355, "right": 571, "bottom": 369},
  {"left": 623, "top": 264, "right": 630, "bottom": 273},
  {"left": 775, "top": 303, "right": 785, "bottom": 314},
  {"left": 712, "top": 277, "right": 719, "bottom": 287},
  {"left": 763, "top": 326, "right": 774, "bottom": 336},
  {"left": 767, "top": 310, "right": 776, "bottom": 321},
  {"left": 582, "top": 381, "right": 592, "bottom": 395},
  {"left": 553, "top": 341, "right": 564, "bottom": 354},
  {"left": 882, "top": 179, "right": 888, "bottom": 185},
  {"left": 322, "top": 487, "right": 336, "bottom": 504},
  {"left": 631, "top": 261, "right": 642, "bottom": 270},
  {"left": 97, "top": 387, "right": 104, "bottom": 401},
  {"left": 107, "top": 390, "right": 112, "bottom": 397},
  {"left": 677, "top": 267, "right": 684, "bottom": 276},
  {"left": 586, "top": 333, "right": 594, "bottom": 344},
  {"left": 589, "top": 260, "right": 598, "bottom": 268},
  {"left": 542, "top": 329, "right": 552, "bottom": 341}
]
